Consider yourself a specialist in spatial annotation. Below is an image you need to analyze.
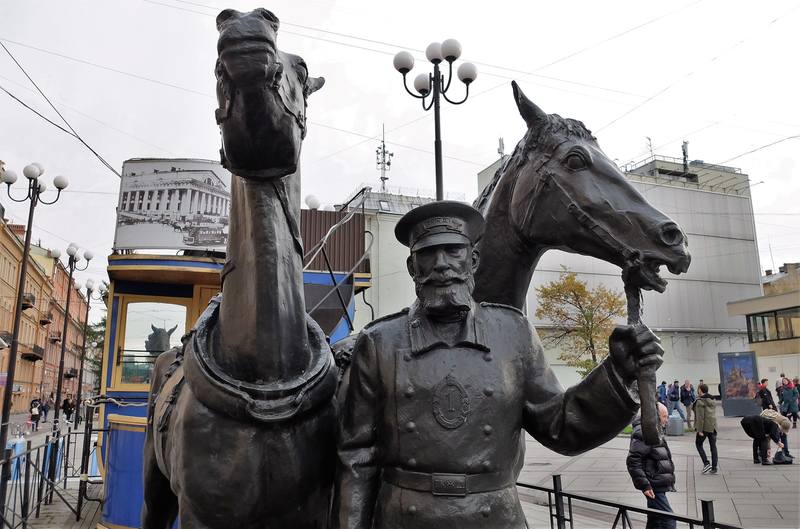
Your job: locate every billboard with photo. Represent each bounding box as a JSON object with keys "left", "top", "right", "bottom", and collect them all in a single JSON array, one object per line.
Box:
[
  {"left": 718, "top": 351, "right": 761, "bottom": 416},
  {"left": 113, "top": 158, "right": 232, "bottom": 251}
]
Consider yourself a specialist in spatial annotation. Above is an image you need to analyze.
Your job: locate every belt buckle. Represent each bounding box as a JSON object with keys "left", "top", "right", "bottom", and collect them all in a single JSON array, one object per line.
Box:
[{"left": 431, "top": 473, "right": 467, "bottom": 497}]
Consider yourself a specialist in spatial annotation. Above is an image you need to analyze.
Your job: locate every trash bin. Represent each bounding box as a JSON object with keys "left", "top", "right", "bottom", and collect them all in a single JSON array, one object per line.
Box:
[{"left": 666, "top": 413, "right": 684, "bottom": 436}]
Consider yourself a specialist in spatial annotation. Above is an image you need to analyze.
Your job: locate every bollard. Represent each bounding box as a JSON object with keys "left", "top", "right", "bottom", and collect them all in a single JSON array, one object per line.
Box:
[{"left": 701, "top": 499, "right": 715, "bottom": 529}]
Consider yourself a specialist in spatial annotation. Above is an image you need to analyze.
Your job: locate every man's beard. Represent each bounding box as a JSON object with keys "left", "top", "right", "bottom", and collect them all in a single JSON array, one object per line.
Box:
[{"left": 414, "top": 273, "right": 475, "bottom": 317}]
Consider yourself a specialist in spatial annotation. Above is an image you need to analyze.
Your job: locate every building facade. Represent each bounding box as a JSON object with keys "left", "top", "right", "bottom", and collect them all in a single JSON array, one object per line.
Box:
[
  {"left": 727, "top": 263, "right": 800, "bottom": 379},
  {"left": 349, "top": 154, "right": 762, "bottom": 389}
]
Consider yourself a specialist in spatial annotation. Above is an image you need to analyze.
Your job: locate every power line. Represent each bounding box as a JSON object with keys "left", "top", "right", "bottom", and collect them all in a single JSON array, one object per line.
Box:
[
  {"left": 0, "top": 84, "right": 78, "bottom": 138},
  {"left": 0, "top": 41, "right": 121, "bottom": 177}
]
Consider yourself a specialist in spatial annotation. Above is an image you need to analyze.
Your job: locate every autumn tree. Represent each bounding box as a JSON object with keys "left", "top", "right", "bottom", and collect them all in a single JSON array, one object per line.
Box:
[{"left": 535, "top": 269, "right": 626, "bottom": 378}]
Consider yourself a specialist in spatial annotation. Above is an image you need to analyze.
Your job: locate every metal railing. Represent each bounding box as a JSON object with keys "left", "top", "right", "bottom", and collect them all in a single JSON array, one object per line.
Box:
[
  {"left": 517, "top": 475, "right": 742, "bottom": 529},
  {"left": 0, "top": 409, "right": 102, "bottom": 528}
]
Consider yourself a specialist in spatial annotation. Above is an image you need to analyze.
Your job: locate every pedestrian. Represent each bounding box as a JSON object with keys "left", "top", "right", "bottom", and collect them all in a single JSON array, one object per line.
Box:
[
  {"left": 761, "top": 409, "right": 793, "bottom": 460},
  {"left": 62, "top": 396, "right": 74, "bottom": 422},
  {"left": 626, "top": 403, "right": 676, "bottom": 529},
  {"left": 680, "top": 380, "right": 696, "bottom": 429},
  {"left": 667, "top": 380, "right": 685, "bottom": 421},
  {"left": 776, "top": 373, "right": 785, "bottom": 401},
  {"left": 694, "top": 383, "right": 718, "bottom": 474},
  {"left": 29, "top": 398, "right": 41, "bottom": 432},
  {"left": 740, "top": 414, "right": 787, "bottom": 465},
  {"left": 42, "top": 394, "right": 53, "bottom": 423},
  {"left": 658, "top": 381, "right": 668, "bottom": 405},
  {"left": 755, "top": 378, "right": 777, "bottom": 411},
  {"left": 779, "top": 378, "right": 799, "bottom": 428}
]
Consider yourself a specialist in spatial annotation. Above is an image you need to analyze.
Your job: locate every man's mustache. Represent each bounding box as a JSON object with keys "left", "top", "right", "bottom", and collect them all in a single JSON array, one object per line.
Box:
[{"left": 415, "top": 272, "right": 470, "bottom": 286}]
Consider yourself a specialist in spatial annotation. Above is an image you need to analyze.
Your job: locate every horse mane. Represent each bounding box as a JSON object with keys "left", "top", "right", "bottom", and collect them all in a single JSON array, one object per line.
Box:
[{"left": 473, "top": 113, "right": 594, "bottom": 215}]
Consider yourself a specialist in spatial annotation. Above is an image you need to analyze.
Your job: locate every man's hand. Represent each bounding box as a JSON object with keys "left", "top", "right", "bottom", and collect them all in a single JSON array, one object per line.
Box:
[
  {"left": 643, "top": 488, "right": 655, "bottom": 499},
  {"left": 778, "top": 442, "right": 784, "bottom": 449},
  {"left": 609, "top": 325, "right": 664, "bottom": 383},
  {"left": 698, "top": 432, "right": 704, "bottom": 437}
]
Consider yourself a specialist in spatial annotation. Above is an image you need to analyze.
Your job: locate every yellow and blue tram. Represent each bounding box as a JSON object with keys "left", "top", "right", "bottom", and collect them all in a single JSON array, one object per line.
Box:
[{"left": 96, "top": 230, "right": 367, "bottom": 528}]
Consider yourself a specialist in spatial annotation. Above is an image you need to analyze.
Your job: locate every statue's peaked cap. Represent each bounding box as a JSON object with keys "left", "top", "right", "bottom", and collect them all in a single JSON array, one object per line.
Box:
[{"left": 395, "top": 201, "right": 485, "bottom": 251}]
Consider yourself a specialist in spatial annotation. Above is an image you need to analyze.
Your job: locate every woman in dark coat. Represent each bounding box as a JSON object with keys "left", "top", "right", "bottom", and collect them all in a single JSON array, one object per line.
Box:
[{"left": 61, "top": 397, "right": 74, "bottom": 422}]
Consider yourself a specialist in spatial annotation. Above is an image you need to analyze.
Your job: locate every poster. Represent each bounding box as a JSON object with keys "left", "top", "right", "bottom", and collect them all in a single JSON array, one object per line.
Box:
[
  {"left": 718, "top": 351, "right": 760, "bottom": 416},
  {"left": 114, "top": 160, "right": 232, "bottom": 251}
]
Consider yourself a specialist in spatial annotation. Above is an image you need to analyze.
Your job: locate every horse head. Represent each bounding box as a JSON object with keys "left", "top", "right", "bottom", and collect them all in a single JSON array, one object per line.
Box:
[
  {"left": 491, "top": 81, "right": 690, "bottom": 295},
  {"left": 215, "top": 8, "right": 325, "bottom": 180},
  {"left": 145, "top": 324, "right": 178, "bottom": 356}
]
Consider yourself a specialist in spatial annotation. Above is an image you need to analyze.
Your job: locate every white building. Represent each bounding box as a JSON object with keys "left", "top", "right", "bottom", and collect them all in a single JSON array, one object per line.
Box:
[{"left": 347, "top": 155, "right": 762, "bottom": 389}]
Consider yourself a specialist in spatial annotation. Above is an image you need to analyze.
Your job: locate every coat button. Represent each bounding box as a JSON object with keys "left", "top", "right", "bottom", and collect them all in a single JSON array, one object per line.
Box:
[
  {"left": 404, "top": 386, "right": 415, "bottom": 398},
  {"left": 483, "top": 387, "right": 494, "bottom": 397},
  {"left": 411, "top": 320, "right": 420, "bottom": 328},
  {"left": 408, "top": 505, "right": 417, "bottom": 515},
  {"left": 407, "top": 458, "right": 417, "bottom": 467},
  {"left": 483, "top": 425, "right": 493, "bottom": 436},
  {"left": 481, "top": 506, "right": 491, "bottom": 517},
  {"left": 403, "top": 353, "right": 411, "bottom": 361},
  {"left": 483, "top": 353, "right": 493, "bottom": 362},
  {"left": 405, "top": 421, "right": 416, "bottom": 432}
]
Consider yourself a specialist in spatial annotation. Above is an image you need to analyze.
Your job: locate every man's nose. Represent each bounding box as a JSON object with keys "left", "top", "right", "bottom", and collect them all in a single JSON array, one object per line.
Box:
[{"left": 432, "top": 249, "right": 449, "bottom": 272}]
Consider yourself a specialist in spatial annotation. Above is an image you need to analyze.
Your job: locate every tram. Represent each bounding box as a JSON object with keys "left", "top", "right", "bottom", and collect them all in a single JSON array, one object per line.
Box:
[{"left": 95, "top": 203, "right": 369, "bottom": 529}]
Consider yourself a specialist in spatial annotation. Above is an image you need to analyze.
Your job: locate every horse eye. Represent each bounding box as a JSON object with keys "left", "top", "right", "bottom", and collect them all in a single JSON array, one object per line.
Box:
[{"left": 564, "top": 152, "right": 588, "bottom": 171}]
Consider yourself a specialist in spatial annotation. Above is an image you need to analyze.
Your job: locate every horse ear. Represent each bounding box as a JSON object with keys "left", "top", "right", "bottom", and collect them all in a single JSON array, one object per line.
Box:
[
  {"left": 306, "top": 76, "right": 325, "bottom": 96},
  {"left": 168, "top": 324, "right": 178, "bottom": 336},
  {"left": 511, "top": 81, "right": 547, "bottom": 131},
  {"left": 151, "top": 324, "right": 158, "bottom": 333}
]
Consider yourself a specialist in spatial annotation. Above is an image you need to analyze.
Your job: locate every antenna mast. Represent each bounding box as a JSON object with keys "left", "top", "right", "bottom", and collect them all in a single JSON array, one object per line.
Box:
[{"left": 376, "top": 124, "right": 394, "bottom": 192}]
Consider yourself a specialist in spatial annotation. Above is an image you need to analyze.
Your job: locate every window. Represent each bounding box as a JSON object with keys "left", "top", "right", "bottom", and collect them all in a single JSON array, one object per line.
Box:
[
  {"left": 747, "top": 307, "right": 799, "bottom": 342},
  {"left": 378, "top": 200, "right": 390, "bottom": 211},
  {"left": 119, "top": 301, "right": 187, "bottom": 385}
]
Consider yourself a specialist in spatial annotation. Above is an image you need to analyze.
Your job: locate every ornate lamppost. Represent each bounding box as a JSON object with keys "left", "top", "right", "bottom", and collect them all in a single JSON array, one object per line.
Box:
[
  {"left": 51, "top": 243, "right": 93, "bottom": 435},
  {"left": 74, "top": 279, "right": 99, "bottom": 429},
  {"left": 0, "top": 164, "right": 68, "bottom": 451},
  {"left": 393, "top": 40, "right": 477, "bottom": 200}
]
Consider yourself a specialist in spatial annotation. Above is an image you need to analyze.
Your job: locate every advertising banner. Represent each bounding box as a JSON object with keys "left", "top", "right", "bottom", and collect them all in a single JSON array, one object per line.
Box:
[
  {"left": 718, "top": 351, "right": 761, "bottom": 417},
  {"left": 113, "top": 160, "right": 232, "bottom": 251}
]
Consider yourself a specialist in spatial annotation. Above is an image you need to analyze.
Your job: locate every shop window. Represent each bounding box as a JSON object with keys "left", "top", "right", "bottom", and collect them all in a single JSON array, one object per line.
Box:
[
  {"left": 776, "top": 307, "right": 800, "bottom": 339},
  {"left": 120, "top": 301, "right": 186, "bottom": 385}
]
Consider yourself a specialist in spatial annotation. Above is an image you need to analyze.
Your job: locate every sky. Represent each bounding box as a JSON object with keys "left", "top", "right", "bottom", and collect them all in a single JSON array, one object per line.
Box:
[{"left": 0, "top": 0, "right": 798, "bottom": 323}]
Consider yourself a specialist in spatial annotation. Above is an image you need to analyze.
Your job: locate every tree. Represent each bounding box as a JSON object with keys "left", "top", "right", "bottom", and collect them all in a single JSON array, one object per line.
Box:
[
  {"left": 84, "top": 315, "right": 106, "bottom": 394},
  {"left": 535, "top": 269, "right": 626, "bottom": 378}
]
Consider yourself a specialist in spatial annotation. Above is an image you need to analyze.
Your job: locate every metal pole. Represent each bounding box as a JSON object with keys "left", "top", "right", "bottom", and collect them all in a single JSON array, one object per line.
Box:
[
  {"left": 432, "top": 62, "right": 443, "bottom": 201},
  {"left": 553, "top": 474, "right": 567, "bottom": 529},
  {"left": 76, "top": 408, "right": 92, "bottom": 520},
  {"left": 51, "top": 260, "right": 75, "bottom": 435},
  {"left": 21, "top": 440, "right": 31, "bottom": 529},
  {"left": 0, "top": 182, "right": 37, "bottom": 514},
  {"left": 701, "top": 499, "right": 715, "bottom": 529},
  {"left": 73, "top": 294, "right": 90, "bottom": 430}
]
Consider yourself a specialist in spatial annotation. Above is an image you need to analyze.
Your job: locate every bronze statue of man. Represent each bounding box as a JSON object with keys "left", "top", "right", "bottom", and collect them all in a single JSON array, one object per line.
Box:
[{"left": 333, "top": 201, "right": 663, "bottom": 529}]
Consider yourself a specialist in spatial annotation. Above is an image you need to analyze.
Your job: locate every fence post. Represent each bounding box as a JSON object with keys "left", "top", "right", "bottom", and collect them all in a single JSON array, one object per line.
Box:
[
  {"left": 553, "top": 474, "right": 567, "bottom": 529},
  {"left": 76, "top": 409, "right": 93, "bottom": 521},
  {"left": 35, "top": 438, "right": 47, "bottom": 517},
  {"left": 701, "top": 499, "right": 715, "bottom": 529},
  {"left": 63, "top": 426, "right": 71, "bottom": 490},
  {"left": 22, "top": 440, "right": 31, "bottom": 529},
  {"left": 0, "top": 447, "right": 12, "bottom": 524}
]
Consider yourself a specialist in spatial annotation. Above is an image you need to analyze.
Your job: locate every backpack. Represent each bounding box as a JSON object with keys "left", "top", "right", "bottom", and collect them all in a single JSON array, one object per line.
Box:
[{"left": 31, "top": 405, "right": 39, "bottom": 416}]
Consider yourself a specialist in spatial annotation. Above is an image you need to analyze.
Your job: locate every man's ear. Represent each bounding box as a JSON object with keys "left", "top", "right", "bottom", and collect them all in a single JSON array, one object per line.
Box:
[
  {"left": 406, "top": 255, "right": 415, "bottom": 278},
  {"left": 471, "top": 248, "right": 480, "bottom": 274}
]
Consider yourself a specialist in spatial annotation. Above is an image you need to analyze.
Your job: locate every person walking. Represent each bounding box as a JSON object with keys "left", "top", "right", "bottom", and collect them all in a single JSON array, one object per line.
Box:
[
  {"left": 755, "top": 378, "right": 777, "bottom": 411},
  {"left": 741, "top": 414, "right": 787, "bottom": 465},
  {"left": 29, "top": 398, "right": 41, "bottom": 432},
  {"left": 779, "top": 378, "right": 799, "bottom": 428},
  {"left": 776, "top": 373, "right": 786, "bottom": 401},
  {"left": 41, "top": 394, "right": 53, "bottom": 423},
  {"left": 693, "top": 383, "right": 717, "bottom": 474},
  {"left": 658, "top": 381, "right": 668, "bottom": 405},
  {"left": 667, "top": 380, "right": 685, "bottom": 421},
  {"left": 680, "top": 380, "right": 696, "bottom": 429},
  {"left": 627, "top": 403, "right": 676, "bottom": 529},
  {"left": 62, "top": 396, "right": 74, "bottom": 422}
]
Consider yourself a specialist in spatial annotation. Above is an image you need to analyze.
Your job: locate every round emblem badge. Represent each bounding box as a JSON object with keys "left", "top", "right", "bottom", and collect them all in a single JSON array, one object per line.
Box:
[{"left": 432, "top": 375, "right": 470, "bottom": 429}]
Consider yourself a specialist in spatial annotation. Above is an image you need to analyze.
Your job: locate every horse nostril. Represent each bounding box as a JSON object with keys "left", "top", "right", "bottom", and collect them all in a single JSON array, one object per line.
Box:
[{"left": 659, "top": 224, "right": 684, "bottom": 246}]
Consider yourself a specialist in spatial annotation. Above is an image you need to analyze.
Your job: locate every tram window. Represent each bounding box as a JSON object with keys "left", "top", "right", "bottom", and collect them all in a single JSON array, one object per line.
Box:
[{"left": 120, "top": 302, "right": 187, "bottom": 385}]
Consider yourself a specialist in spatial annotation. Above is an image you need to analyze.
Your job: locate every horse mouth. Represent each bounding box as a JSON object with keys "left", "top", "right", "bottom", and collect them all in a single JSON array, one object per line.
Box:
[
  {"left": 218, "top": 36, "right": 274, "bottom": 57},
  {"left": 625, "top": 259, "right": 671, "bottom": 293}
]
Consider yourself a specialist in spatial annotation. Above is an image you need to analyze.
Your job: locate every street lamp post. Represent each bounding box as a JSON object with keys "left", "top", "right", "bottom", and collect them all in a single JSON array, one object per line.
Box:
[
  {"left": 74, "top": 279, "right": 97, "bottom": 429},
  {"left": 393, "top": 40, "right": 477, "bottom": 200},
  {"left": 0, "top": 163, "right": 68, "bottom": 512},
  {"left": 51, "top": 244, "right": 92, "bottom": 435}
]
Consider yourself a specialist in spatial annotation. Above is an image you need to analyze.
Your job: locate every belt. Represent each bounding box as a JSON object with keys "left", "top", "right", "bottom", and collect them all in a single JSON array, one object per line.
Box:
[{"left": 382, "top": 467, "right": 512, "bottom": 497}]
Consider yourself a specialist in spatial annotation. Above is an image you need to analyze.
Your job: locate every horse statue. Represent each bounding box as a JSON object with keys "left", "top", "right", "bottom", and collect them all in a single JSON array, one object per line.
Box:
[
  {"left": 473, "top": 81, "right": 691, "bottom": 309},
  {"left": 142, "top": 8, "right": 335, "bottom": 528},
  {"left": 144, "top": 324, "right": 178, "bottom": 356}
]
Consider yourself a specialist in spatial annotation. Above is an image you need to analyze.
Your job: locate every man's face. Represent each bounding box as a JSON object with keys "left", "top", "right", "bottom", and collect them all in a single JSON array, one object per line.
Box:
[
  {"left": 407, "top": 243, "right": 478, "bottom": 316},
  {"left": 658, "top": 404, "right": 669, "bottom": 427}
]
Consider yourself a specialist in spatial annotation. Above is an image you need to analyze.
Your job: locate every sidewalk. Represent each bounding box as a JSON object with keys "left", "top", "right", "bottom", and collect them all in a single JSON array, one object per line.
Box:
[{"left": 518, "top": 412, "right": 800, "bottom": 529}]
